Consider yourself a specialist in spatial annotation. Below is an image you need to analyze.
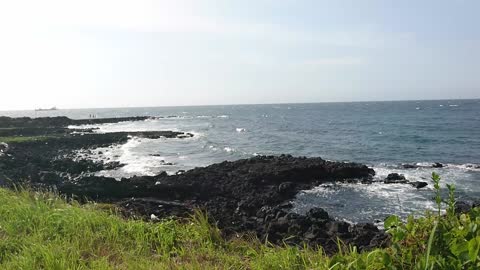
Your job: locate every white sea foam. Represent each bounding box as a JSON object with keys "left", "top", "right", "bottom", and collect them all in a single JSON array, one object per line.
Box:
[
  {"left": 74, "top": 133, "right": 205, "bottom": 179},
  {"left": 293, "top": 161, "right": 480, "bottom": 225},
  {"left": 224, "top": 147, "right": 235, "bottom": 153},
  {"left": 68, "top": 119, "right": 185, "bottom": 133},
  {"left": 164, "top": 115, "right": 192, "bottom": 119},
  {"left": 293, "top": 181, "right": 437, "bottom": 225},
  {"left": 186, "top": 131, "right": 204, "bottom": 139},
  {"left": 447, "top": 163, "right": 480, "bottom": 172}
]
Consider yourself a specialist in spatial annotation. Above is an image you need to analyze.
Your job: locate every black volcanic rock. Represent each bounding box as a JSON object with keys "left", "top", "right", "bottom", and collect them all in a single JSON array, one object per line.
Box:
[
  {"left": 384, "top": 173, "right": 427, "bottom": 189},
  {"left": 401, "top": 163, "right": 418, "bottom": 169},
  {"left": 432, "top": 162, "right": 444, "bottom": 168},
  {"left": 455, "top": 201, "right": 472, "bottom": 214},
  {"left": 51, "top": 155, "right": 385, "bottom": 253},
  {"left": 0, "top": 116, "right": 389, "bottom": 254},
  {"left": 307, "top": 207, "right": 329, "bottom": 220},
  {"left": 0, "top": 142, "right": 8, "bottom": 156},
  {"left": 0, "top": 116, "right": 151, "bottom": 128},
  {"left": 410, "top": 181, "right": 428, "bottom": 189},
  {"left": 384, "top": 173, "right": 408, "bottom": 184}
]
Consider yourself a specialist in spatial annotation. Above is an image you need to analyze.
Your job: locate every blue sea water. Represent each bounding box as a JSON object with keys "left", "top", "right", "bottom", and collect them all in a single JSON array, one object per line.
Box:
[{"left": 2, "top": 99, "right": 480, "bottom": 223}]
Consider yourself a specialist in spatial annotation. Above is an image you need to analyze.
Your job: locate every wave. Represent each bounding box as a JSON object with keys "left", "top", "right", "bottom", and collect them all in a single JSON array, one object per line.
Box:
[
  {"left": 389, "top": 162, "right": 480, "bottom": 172},
  {"left": 73, "top": 136, "right": 194, "bottom": 179},
  {"left": 224, "top": 147, "right": 236, "bottom": 153},
  {"left": 292, "top": 181, "right": 437, "bottom": 225},
  {"left": 68, "top": 120, "right": 184, "bottom": 133},
  {"left": 447, "top": 163, "right": 480, "bottom": 171},
  {"left": 293, "top": 160, "right": 480, "bottom": 224}
]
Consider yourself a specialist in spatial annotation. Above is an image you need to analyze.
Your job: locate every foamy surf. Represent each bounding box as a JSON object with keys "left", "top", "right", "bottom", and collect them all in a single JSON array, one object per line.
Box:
[
  {"left": 69, "top": 120, "right": 182, "bottom": 133},
  {"left": 49, "top": 100, "right": 479, "bottom": 225},
  {"left": 292, "top": 181, "right": 438, "bottom": 226},
  {"left": 224, "top": 147, "right": 236, "bottom": 153},
  {"left": 292, "top": 161, "right": 480, "bottom": 225}
]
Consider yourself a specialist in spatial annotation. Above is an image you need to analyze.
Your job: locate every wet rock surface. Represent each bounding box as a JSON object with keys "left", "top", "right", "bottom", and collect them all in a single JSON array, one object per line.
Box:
[
  {"left": 0, "top": 116, "right": 390, "bottom": 254},
  {"left": 0, "top": 116, "right": 150, "bottom": 128},
  {"left": 384, "top": 173, "right": 408, "bottom": 184},
  {"left": 432, "top": 162, "right": 444, "bottom": 168},
  {"left": 410, "top": 181, "right": 428, "bottom": 189},
  {"left": 0, "top": 142, "right": 8, "bottom": 157},
  {"left": 384, "top": 173, "right": 428, "bottom": 189}
]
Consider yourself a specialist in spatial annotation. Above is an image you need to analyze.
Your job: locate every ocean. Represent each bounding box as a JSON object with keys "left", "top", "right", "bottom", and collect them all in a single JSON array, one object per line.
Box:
[{"left": 2, "top": 99, "right": 480, "bottom": 223}]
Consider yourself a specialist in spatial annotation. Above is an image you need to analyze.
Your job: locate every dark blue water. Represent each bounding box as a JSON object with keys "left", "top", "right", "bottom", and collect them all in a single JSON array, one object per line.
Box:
[{"left": 2, "top": 99, "right": 480, "bottom": 223}]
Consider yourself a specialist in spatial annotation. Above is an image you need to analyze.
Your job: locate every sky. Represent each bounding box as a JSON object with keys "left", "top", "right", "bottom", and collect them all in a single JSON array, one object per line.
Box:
[{"left": 0, "top": 0, "right": 479, "bottom": 110}]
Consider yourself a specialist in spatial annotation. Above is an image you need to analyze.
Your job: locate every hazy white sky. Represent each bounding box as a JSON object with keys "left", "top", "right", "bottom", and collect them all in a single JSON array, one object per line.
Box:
[{"left": 0, "top": 0, "right": 479, "bottom": 110}]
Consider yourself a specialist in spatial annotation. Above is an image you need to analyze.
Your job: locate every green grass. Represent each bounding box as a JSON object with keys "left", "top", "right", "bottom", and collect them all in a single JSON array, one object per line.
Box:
[
  {"left": 0, "top": 173, "right": 479, "bottom": 269},
  {"left": 0, "top": 136, "right": 52, "bottom": 143}
]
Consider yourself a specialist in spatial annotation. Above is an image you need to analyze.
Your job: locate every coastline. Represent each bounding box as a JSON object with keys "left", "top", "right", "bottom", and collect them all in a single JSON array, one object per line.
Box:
[
  {"left": 1, "top": 115, "right": 479, "bottom": 255},
  {"left": 0, "top": 116, "right": 389, "bottom": 253}
]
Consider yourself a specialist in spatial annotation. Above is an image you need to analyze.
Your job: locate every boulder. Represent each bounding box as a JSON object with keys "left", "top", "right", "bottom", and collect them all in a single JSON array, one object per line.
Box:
[
  {"left": 409, "top": 181, "right": 428, "bottom": 189},
  {"left": 0, "top": 115, "right": 388, "bottom": 253},
  {"left": 384, "top": 173, "right": 408, "bottom": 184},
  {"left": 455, "top": 201, "right": 472, "bottom": 214},
  {"left": 307, "top": 207, "right": 329, "bottom": 220},
  {"left": 278, "top": 182, "right": 294, "bottom": 193},
  {"left": 0, "top": 142, "right": 8, "bottom": 156},
  {"left": 401, "top": 164, "right": 418, "bottom": 169}
]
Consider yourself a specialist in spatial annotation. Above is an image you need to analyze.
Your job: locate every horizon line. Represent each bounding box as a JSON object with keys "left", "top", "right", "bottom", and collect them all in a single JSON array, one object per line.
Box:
[{"left": 1, "top": 97, "right": 479, "bottom": 112}]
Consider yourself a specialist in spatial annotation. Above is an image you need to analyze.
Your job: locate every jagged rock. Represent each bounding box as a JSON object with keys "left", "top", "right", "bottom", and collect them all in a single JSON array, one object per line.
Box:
[
  {"left": 103, "top": 161, "right": 124, "bottom": 170},
  {"left": 455, "top": 201, "right": 472, "bottom": 214},
  {"left": 384, "top": 173, "right": 408, "bottom": 184},
  {"left": 401, "top": 164, "right": 418, "bottom": 169},
  {"left": 0, "top": 116, "right": 387, "bottom": 254},
  {"left": 278, "top": 182, "right": 294, "bottom": 193},
  {"left": 307, "top": 207, "right": 329, "bottom": 220},
  {"left": 326, "top": 221, "right": 350, "bottom": 234},
  {"left": 432, "top": 162, "right": 444, "bottom": 168},
  {"left": 0, "top": 142, "right": 9, "bottom": 156},
  {"left": 410, "top": 181, "right": 428, "bottom": 189}
]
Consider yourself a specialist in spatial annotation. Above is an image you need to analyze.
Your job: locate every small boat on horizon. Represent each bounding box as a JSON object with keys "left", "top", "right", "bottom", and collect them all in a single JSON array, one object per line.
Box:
[{"left": 35, "top": 106, "right": 58, "bottom": 111}]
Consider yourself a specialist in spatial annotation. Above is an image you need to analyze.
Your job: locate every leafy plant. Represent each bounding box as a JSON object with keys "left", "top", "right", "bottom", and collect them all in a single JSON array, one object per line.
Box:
[
  {"left": 432, "top": 172, "right": 442, "bottom": 216},
  {"left": 0, "top": 174, "right": 479, "bottom": 269},
  {"left": 384, "top": 172, "right": 480, "bottom": 269}
]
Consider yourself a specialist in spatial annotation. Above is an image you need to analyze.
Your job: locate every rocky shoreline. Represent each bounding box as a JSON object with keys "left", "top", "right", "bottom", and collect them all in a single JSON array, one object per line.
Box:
[{"left": 0, "top": 115, "right": 450, "bottom": 254}]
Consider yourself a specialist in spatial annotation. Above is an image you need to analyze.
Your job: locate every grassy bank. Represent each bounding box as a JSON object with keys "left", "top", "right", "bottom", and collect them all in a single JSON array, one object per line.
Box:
[
  {"left": 0, "top": 174, "right": 479, "bottom": 269},
  {"left": 0, "top": 136, "right": 52, "bottom": 143}
]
